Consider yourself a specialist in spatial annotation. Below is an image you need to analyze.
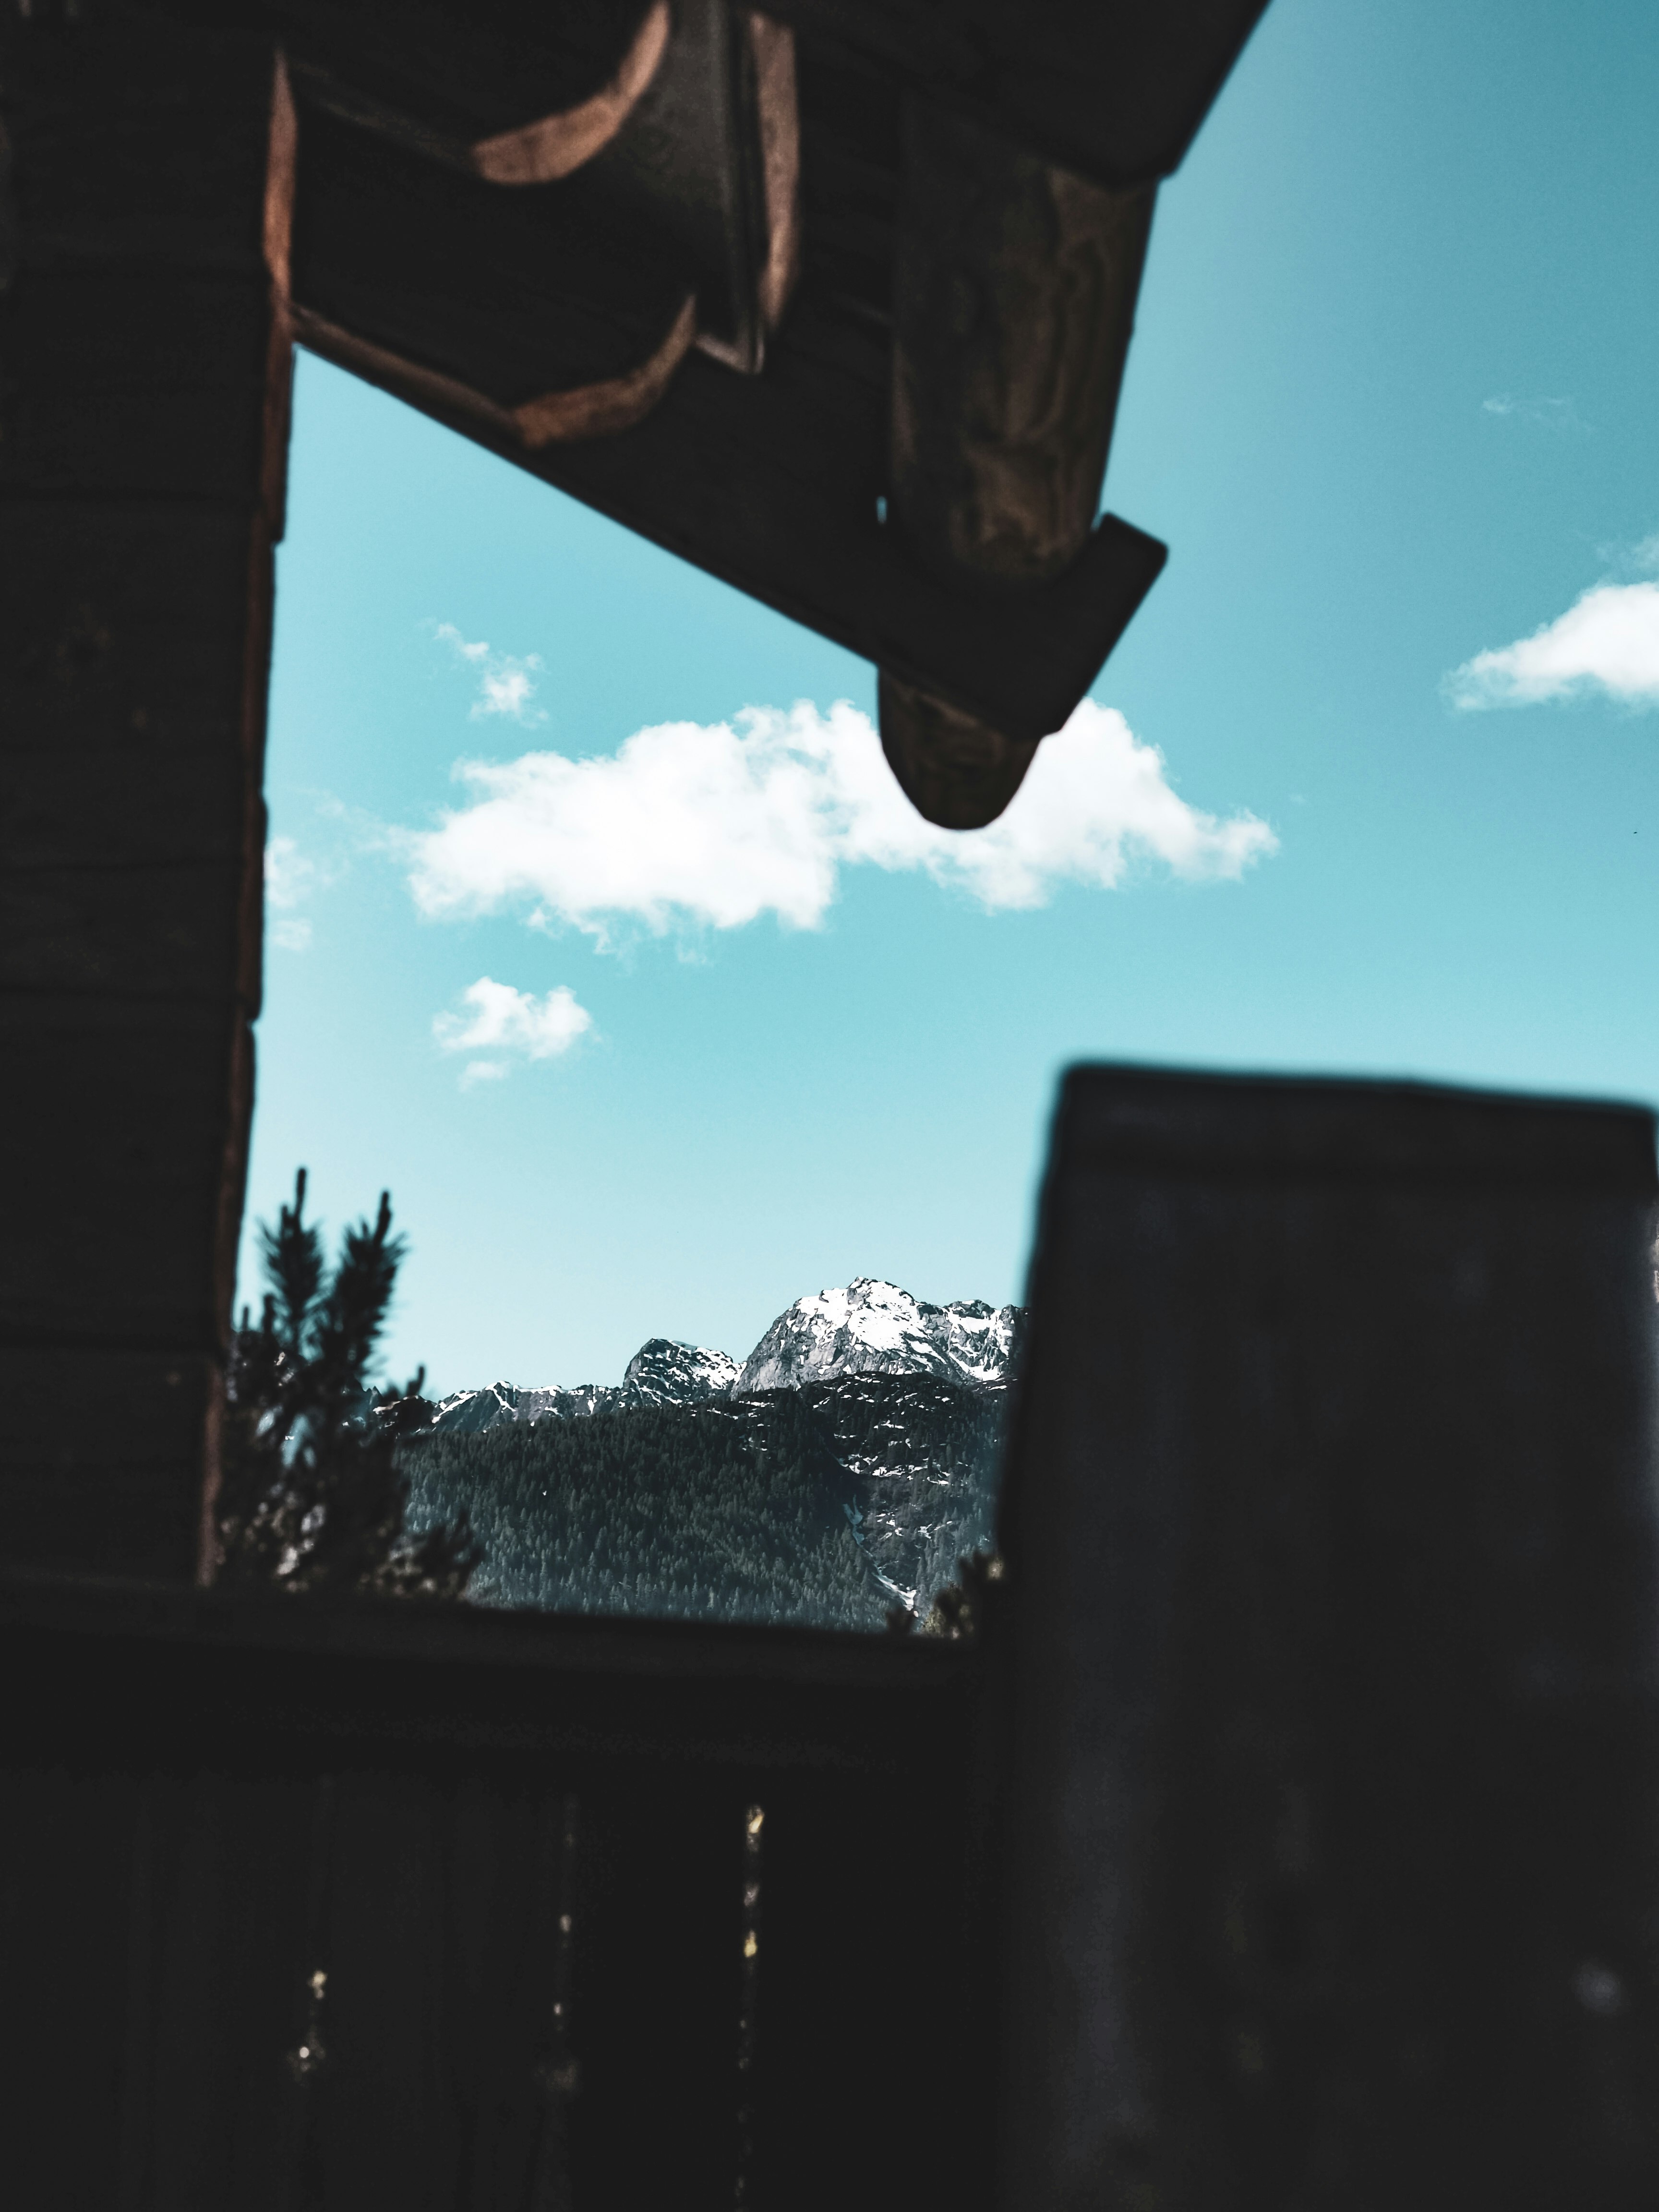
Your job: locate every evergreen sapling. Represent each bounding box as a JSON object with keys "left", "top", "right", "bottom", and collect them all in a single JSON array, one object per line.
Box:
[{"left": 216, "top": 1169, "right": 479, "bottom": 1598}]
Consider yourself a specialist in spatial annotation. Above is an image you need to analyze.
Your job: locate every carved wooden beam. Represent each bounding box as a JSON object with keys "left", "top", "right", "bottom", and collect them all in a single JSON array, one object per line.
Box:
[
  {"left": 760, "top": 0, "right": 1271, "bottom": 189},
  {"left": 288, "top": 86, "right": 700, "bottom": 438},
  {"left": 879, "top": 102, "right": 1156, "bottom": 826},
  {"left": 284, "top": 0, "right": 797, "bottom": 383},
  {"left": 294, "top": 298, "right": 1166, "bottom": 745}
]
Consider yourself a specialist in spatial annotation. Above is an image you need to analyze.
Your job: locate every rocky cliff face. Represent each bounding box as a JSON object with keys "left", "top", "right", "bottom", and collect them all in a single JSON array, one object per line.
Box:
[
  {"left": 426, "top": 1380, "right": 616, "bottom": 1435},
  {"left": 805, "top": 1371, "right": 1006, "bottom": 1611},
  {"left": 621, "top": 1338, "right": 742, "bottom": 1407}
]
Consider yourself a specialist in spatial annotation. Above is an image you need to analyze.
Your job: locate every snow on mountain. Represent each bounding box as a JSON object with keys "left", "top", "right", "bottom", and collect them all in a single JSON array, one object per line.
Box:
[
  {"left": 734, "top": 1278, "right": 1023, "bottom": 1395},
  {"left": 429, "top": 1341, "right": 737, "bottom": 1434},
  {"left": 428, "top": 1381, "right": 617, "bottom": 1434},
  {"left": 410, "top": 1284, "right": 1025, "bottom": 1623},
  {"left": 425, "top": 1282, "right": 1022, "bottom": 1439},
  {"left": 621, "top": 1338, "right": 740, "bottom": 1407}
]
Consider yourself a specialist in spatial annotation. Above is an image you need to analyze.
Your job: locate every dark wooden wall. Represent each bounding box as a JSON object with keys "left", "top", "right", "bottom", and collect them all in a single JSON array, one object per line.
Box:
[{"left": 0, "top": 3, "right": 291, "bottom": 1578}]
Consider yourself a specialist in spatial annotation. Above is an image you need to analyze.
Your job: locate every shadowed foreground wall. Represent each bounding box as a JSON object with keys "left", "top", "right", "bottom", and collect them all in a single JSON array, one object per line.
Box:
[
  {"left": 0, "top": 5, "right": 290, "bottom": 1575},
  {"left": 999, "top": 1069, "right": 1659, "bottom": 2212}
]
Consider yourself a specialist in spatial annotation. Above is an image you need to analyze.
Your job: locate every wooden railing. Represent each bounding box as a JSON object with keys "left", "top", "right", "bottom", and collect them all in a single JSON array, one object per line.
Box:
[{"left": 0, "top": 1577, "right": 999, "bottom": 2212}]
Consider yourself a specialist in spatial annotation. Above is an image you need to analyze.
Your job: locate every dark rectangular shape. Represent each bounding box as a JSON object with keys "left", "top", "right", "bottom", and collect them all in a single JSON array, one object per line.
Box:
[
  {"left": 2, "top": 5, "right": 283, "bottom": 270},
  {"left": 0, "top": 1348, "right": 214, "bottom": 1580},
  {"left": 0, "top": 6, "right": 285, "bottom": 1575},
  {"left": 0, "top": 271, "right": 281, "bottom": 501},
  {"left": 998, "top": 1067, "right": 1659, "bottom": 2211},
  {"left": 0, "top": 1767, "right": 147, "bottom": 2212},
  {"left": 0, "top": 1584, "right": 987, "bottom": 2210},
  {"left": 0, "top": 992, "right": 240, "bottom": 1352},
  {"left": 765, "top": 0, "right": 1271, "bottom": 189},
  {"left": 0, "top": 502, "right": 268, "bottom": 755},
  {"left": 0, "top": 860, "right": 247, "bottom": 999}
]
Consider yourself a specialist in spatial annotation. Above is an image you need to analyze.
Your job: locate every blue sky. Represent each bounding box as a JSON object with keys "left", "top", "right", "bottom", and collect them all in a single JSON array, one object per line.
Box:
[{"left": 244, "top": 0, "right": 1659, "bottom": 1395}]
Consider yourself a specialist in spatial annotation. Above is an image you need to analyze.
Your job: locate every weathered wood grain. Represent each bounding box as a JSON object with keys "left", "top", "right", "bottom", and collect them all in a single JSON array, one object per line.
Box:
[{"left": 891, "top": 101, "right": 1154, "bottom": 589}]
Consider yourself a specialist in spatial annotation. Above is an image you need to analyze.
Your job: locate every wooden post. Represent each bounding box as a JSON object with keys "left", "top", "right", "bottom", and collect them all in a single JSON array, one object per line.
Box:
[
  {"left": 998, "top": 1068, "right": 1659, "bottom": 2211},
  {"left": 0, "top": 2, "right": 291, "bottom": 1579}
]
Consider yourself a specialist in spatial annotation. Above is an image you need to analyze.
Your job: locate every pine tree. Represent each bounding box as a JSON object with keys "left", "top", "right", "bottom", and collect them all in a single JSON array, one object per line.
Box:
[{"left": 215, "top": 1169, "right": 480, "bottom": 1599}]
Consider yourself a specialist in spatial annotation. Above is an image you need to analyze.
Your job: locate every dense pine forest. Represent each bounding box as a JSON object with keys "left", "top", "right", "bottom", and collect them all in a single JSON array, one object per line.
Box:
[
  {"left": 402, "top": 1374, "right": 1009, "bottom": 1630},
  {"left": 225, "top": 1170, "right": 1015, "bottom": 1628}
]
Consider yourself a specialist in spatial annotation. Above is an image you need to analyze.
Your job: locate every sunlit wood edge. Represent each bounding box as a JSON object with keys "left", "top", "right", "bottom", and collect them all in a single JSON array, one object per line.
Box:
[
  {"left": 288, "top": 293, "right": 698, "bottom": 448},
  {"left": 470, "top": 0, "right": 672, "bottom": 187}
]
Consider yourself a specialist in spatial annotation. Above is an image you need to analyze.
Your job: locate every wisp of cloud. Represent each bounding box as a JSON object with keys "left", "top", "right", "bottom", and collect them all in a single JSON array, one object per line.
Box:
[
  {"left": 432, "top": 623, "right": 547, "bottom": 724},
  {"left": 1480, "top": 394, "right": 1584, "bottom": 432},
  {"left": 433, "top": 976, "right": 592, "bottom": 1087},
  {"left": 404, "top": 698, "right": 1276, "bottom": 940}
]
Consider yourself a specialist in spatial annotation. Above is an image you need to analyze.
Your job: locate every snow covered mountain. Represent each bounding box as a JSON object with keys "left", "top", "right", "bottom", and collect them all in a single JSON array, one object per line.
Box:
[
  {"left": 735, "top": 1278, "right": 1024, "bottom": 1394},
  {"left": 429, "top": 1338, "right": 739, "bottom": 1434},
  {"left": 407, "top": 1279, "right": 1024, "bottom": 1625},
  {"left": 622, "top": 1337, "right": 742, "bottom": 1407},
  {"left": 427, "top": 1380, "right": 615, "bottom": 1435},
  {"left": 428, "top": 1278, "right": 1022, "bottom": 1435}
]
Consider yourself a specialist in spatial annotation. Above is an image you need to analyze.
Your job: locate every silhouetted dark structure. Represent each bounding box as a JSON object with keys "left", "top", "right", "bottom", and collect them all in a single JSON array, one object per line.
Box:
[
  {"left": 11, "top": 6, "right": 1659, "bottom": 2209},
  {"left": 998, "top": 1070, "right": 1659, "bottom": 2210},
  {"left": 1, "top": 0, "right": 1268, "bottom": 1577}
]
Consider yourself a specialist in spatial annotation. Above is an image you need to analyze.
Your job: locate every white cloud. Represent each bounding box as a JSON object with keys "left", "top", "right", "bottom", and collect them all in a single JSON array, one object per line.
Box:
[
  {"left": 1447, "top": 580, "right": 1659, "bottom": 709},
  {"left": 265, "top": 835, "right": 317, "bottom": 951},
  {"left": 403, "top": 697, "right": 1276, "bottom": 940},
  {"left": 433, "top": 977, "right": 593, "bottom": 1082},
  {"left": 432, "top": 622, "right": 545, "bottom": 723}
]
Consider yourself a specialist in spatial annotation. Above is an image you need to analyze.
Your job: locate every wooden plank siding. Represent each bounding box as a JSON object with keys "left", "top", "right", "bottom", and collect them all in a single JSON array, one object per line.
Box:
[{"left": 0, "top": 5, "right": 292, "bottom": 1577}]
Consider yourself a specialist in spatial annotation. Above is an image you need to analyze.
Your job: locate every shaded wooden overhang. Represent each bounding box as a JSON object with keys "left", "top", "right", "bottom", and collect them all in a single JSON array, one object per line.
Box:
[{"left": 198, "top": 0, "right": 1270, "bottom": 822}]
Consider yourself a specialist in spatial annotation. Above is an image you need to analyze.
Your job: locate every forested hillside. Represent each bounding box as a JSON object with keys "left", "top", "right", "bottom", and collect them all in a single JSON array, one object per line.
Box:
[{"left": 401, "top": 1373, "right": 1008, "bottom": 1630}]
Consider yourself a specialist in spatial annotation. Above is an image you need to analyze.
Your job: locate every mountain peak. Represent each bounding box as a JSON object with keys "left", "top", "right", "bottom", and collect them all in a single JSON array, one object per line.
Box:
[
  {"left": 426, "top": 1280, "right": 1022, "bottom": 1437},
  {"left": 622, "top": 1338, "right": 740, "bottom": 1407},
  {"left": 735, "top": 1278, "right": 1023, "bottom": 1395}
]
